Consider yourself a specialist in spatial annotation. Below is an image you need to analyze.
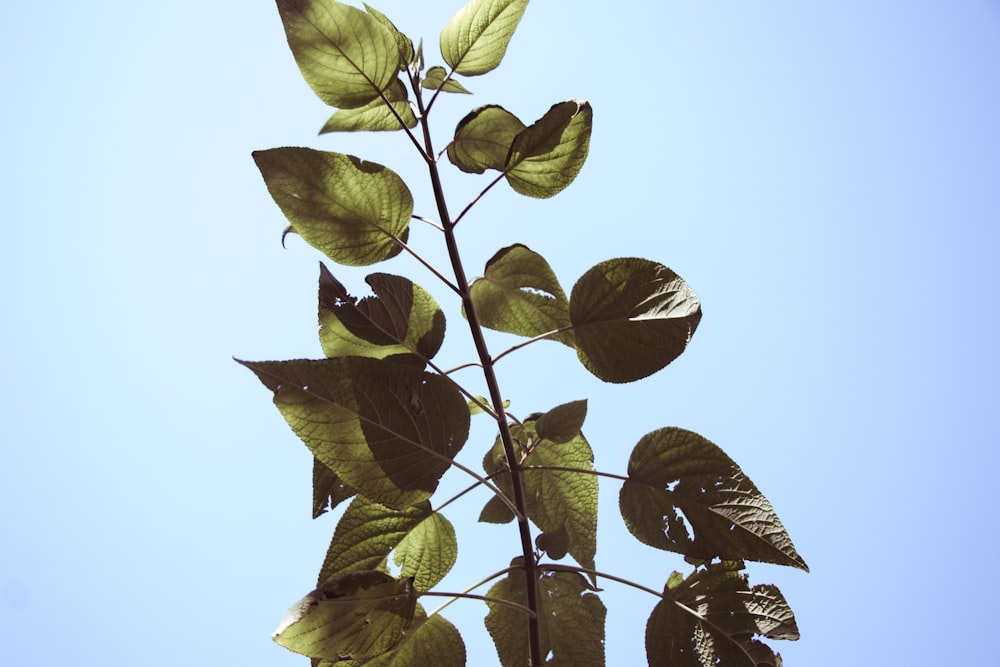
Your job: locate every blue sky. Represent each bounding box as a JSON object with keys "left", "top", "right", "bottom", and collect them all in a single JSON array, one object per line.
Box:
[{"left": 2, "top": 1, "right": 999, "bottom": 665}]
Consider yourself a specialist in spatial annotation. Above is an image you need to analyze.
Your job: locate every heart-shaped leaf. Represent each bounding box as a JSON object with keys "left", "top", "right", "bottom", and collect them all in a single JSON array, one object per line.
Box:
[
  {"left": 505, "top": 100, "right": 592, "bottom": 198},
  {"left": 447, "top": 105, "right": 525, "bottom": 174},
  {"left": 440, "top": 0, "right": 529, "bottom": 76}
]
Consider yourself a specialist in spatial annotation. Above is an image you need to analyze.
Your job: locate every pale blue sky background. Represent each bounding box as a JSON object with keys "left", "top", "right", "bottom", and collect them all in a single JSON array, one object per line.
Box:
[{"left": 2, "top": 1, "right": 999, "bottom": 665}]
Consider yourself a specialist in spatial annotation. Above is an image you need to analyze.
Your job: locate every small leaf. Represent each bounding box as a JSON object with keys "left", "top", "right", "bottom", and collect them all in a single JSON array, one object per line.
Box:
[
  {"left": 312, "top": 457, "right": 356, "bottom": 519},
  {"left": 645, "top": 561, "right": 799, "bottom": 667},
  {"left": 569, "top": 258, "right": 702, "bottom": 383},
  {"left": 393, "top": 512, "right": 458, "bottom": 591},
  {"left": 440, "top": 0, "right": 529, "bottom": 76},
  {"left": 447, "top": 105, "right": 525, "bottom": 173},
  {"left": 535, "top": 525, "right": 569, "bottom": 560},
  {"left": 276, "top": 0, "right": 400, "bottom": 108},
  {"left": 468, "top": 396, "right": 509, "bottom": 416},
  {"left": 619, "top": 428, "right": 808, "bottom": 571},
  {"left": 422, "top": 66, "right": 472, "bottom": 93},
  {"left": 253, "top": 148, "right": 412, "bottom": 267},
  {"left": 505, "top": 100, "right": 593, "bottom": 198},
  {"left": 468, "top": 244, "right": 573, "bottom": 344},
  {"left": 363, "top": 4, "right": 415, "bottom": 68},
  {"left": 478, "top": 494, "right": 516, "bottom": 524},
  {"left": 318, "top": 265, "right": 445, "bottom": 362},
  {"left": 535, "top": 399, "right": 588, "bottom": 444},
  {"left": 485, "top": 569, "right": 606, "bottom": 667},
  {"left": 319, "top": 78, "right": 417, "bottom": 133},
  {"left": 273, "top": 571, "right": 416, "bottom": 661}
]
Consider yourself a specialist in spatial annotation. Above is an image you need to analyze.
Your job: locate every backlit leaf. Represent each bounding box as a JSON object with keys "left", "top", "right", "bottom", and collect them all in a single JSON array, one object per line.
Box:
[
  {"left": 569, "top": 258, "right": 701, "bottom": 383},
  {"left": 363, "top": 4, "right": 414, "bottom": 67},
  {"left": 619, "top": 428, "right": 808, "bottom": 570},
  {"left": 478, "top": 494, "right": 516, "bottom": 524},
  {"left": 447, "top": 105, "right": 525, "bottom": 174},
  {"left": 319, "top": 78, "right": 417, "bottom": 133},
  {"left": 273, "top": 571, "right": 416, "bottom": 661},
  {"left": 422, "top": 66, "right": 472, "bottom": 94},
  {"left": 440, "top": 0, "right": 529, "bottom": 76},
  {"left": 393, "top": 512, "right": 458, "bottom": 591},
  {"left": 253, "top": 148, "right": 412, "bottom": 266},
  {"left": 276, "top": 0, "right": 400, "bottom": 108},
  {"left": 535, "top": 399, "right": 587, "bottom": 444},
  {"left": 313, "top": 457, "right": 356, "bottom": 519},
  {"left": 353, "top": 605, "right": 466, "bottom": 667},
  {"left": 505, "top": 100, "right": 592, "bottom": 198}
]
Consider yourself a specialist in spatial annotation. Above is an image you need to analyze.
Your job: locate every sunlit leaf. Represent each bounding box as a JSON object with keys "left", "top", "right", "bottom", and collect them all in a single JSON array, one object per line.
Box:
[
  {"left": 478, "top": 494, "right": 516, "bottom": 524},
  {"left": 393, "top": 512, "right": 458, "bottom": 591},
  {"left": 535, "top": 399, "right": 587, "bottom": 444},
  {"left": 569, "top": 258, "right": 701, "bottom": 383},
  {"left": 447, "top": 105, "right": 525, "bottom": 173},
  {"left": 273, "top": 571, "right": 416, "bottom": 661},
  {"left": 320, "top": 79, "right": 417, "bottom": 133},
  {"left": 619, "top": 428, "right": 808, "bottom": 570},
  {"left": 276, "top": 0, "right": 400, "bottom": 108},
  {"left": 313, "top": 456, "right": 356, "bottom": 519},
  {"left": 363, "top": 4, "right": 414, "bottom": 67},
  {"left": 505, "top": 100, "right": 592, "bottom": 198},
  {"left": 253, "top": 148, "right": 412, "bottom": 267},
  {"left": 645, "top": 561, "right": 799, "bottom": 667},
  {"left": 358, "top": 605, "right": 466, "bottom": 667},
  {"left": 422, "top": 66, "right": 472, "bottom": 93},
  {"left": 469, "top": 244, "right": 573, "bottom": 344},
  {"left": 485, "top": 569, "right": 605, "bottom": 667},
  {"left": 240, "top": 357, "right": 469, "bottom": 510},
  {"left": 318, "top": 265, "right": 445, "bottom": 363},
  {"left": 440, "top": 0, "right": 529, "bottom": 76}
]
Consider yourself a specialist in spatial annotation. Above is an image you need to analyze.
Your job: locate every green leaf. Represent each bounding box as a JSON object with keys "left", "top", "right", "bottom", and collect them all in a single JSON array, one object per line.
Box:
[
  {"left": 320, "top": 78, "right": 417, "bottom": 133},
  {"left": 313, "top": 457, "right": 356, "bottom": 519},
  {"left": 485, "top": 569, "right": 605, "bottom": 667},
  {"left": 645, "top": 561, "right": 799, "bottom": 667},
  {"left": 240, "top": 357, "right": 470, "bottom": 510},
  {"left": 619, "top": 428, "right": 808, "bottom": 571},
  {"left": 535, "top": 399, "right": 588, "bottom": 444},
  {"left": 467, "top": 395, "right": 509, "bottom": 416},
  {"left": 422, "top": 66, "right": 472, "bottom": 94},
  {"left": 569, "top": 258, "right": 702, "bottom": 383},
  {"left": 469, "top": 244, "right": 573, "bottom": 344},
  {"left": 253, "top": 148, "right": 413, "bottom": 267},
  {"left": 393, "top": 512, "right": 458, "bottom": 591},
  {"left": 318, "top": 265, "right": 445, "bottom": 363},
  {"left": 447, "top": 105, "right": 525, "bottom": 173},
  {"left": 355, "top": 605, "right": 466, "bottom": 667},
  {"left": 478, "top": 494, "right": 516, "bottom": 524},
  {"left": 505, "top": 100, "right": 593, "bottom": 198},
  {"left": 535, "top": 525, "right": 569, "bottom": 560},
  {"left": 276, "top": 0, "right": 401, "bottom": 108},
  {"left": 273, "top": 571, "right": 416, "bottom": 661},
  {"left": 440, "top": 0, "right": 529, "bottom": 76},
  {"left": 363, "top": 4, "right": 415, "bottom": 68}
]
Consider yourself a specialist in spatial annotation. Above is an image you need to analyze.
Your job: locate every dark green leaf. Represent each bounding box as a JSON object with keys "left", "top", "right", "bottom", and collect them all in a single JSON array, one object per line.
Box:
[
  {"left": 363, "top": 4, "right": 415, "bottom": 68},
  {"left": 276, "top": 0, "right": 400, "bottom": 108},
  {"left": 318, "top": 265, "right": 445, "bottom": 362},
  {"left": 393, "top": 512, "right": 458, "bottom": 591},
  {"left": 469, "top": 244, "right": 573, "bottom": 344},
  {"left": 422, "top": 66, "right": 472, "bottom": 93},
  {"left": 535, "top": 525, "right": 569, "bottom": 560},
  {"left": 619, "top": 428, "right": 808, "bottom": 570},
  {"left": 319, "top": 78, "right": 417, "bottom": 133},
  {"left": 535, "top": 399, "right": 588, "bottom": 444},
  {"left": 240, "top": 357, "right": 470, "bottom": 510},
  {"left": 468, "top": 395, "right": 509, "bottom": 416},
  {"left": 645, "top": 561, "right": 799, "bottom": 667},
  {"left": 485, "top": 569, "right": 605, "bottom": 667},
  {"left": 478, "top": 494, "right": 516, "bottom": 524},
  {"left": 447, "top": 105, "right": 525, "bottom": 173},
  {"left": 569, "top": 258, "right": 701, "bottom": 383},
  {"left": 273, "top": 571, "right": 416, "bottom": 661},
  {"left": 440, "top": 0, "right": 529, "bottom": 76},
  {"left": 313, "top": 457, "right": 356, "bottom": 519},
  {"left": 253, "top": 148, "right": 412, "bottom": 267},
  {"left": 505, "top": 100, "right": 592, "bottom": 198}
]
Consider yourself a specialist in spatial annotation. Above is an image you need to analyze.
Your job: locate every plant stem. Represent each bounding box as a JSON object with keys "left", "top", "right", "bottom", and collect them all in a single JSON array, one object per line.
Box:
[{"left": 413, "top": 86, "right": 544, "bottom": 667}]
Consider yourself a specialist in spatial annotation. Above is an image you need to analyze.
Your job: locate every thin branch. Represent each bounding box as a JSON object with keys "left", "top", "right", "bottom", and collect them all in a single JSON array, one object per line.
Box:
[
  {"left": 390, "top": 232, "right": 461, "bottom": 295},
  {"left": 492, "top": 324, "right": 577, "bottom": 364},
  {"left": 443, "top": 361, "right": 484, "bottom": 375},
  {"left": 424, "top": 566, "right": 518, "bottom": 618},
  {"left": 423, "top": 64, "right": 459, "bottom": 116},
  {"left": 412, "top": 214, "right": 444, "bottom": 231},
  {"left": 539, "top": 564, "right": 666, "bottom": 600},
  {"left": 453, "top": 172, "right": 507, "bottom": 227},
  {"left": 420, "top": 591, "right": 536, "bottom": 618},
  {"left": 521, "top": 465, "right": 629, "bottom": 484}
]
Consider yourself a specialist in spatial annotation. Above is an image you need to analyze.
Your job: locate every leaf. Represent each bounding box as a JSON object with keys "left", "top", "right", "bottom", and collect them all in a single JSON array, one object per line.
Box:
[
  {"left": 240, "top": 357, "right": 470, "bottom": 510},
  {"left": 478, "top": 494, "right": 516, "bottom": 524},
  {"left": 645, "top": 561, "right": 799, "bottom": 667},
  {"left": 273, "top": 571, "right": 415, "bottom": 662},
  {"left": 318, "top": 265, "right": 445, "bottom": 363},
  {"left": 569, "top": 258, "right": 702, "bottom": 383},
  {"left": 505, "top": 100, "right": 593, "bottom": 198},
  {"left": 393, "top": 512, "right": 458, "bottom": 591},
  {"left": 355, "top": 605, "right": 466, "bottom": 667},
  {"left": 253, "top": 148, "right": 413, "bottom": 267},
  {"left": 619, "top": 428, "right": 808, "bottom": 571},
  {"left": 422, "top": 66, "right": 472, "bottom": 94},
  {"left": 468, "top": 244, "right": 573, "bottom": 344},
  {"left": 440, "top": 0, "right": 529, "bottom": 76},
  {"left": 535, "top": 399, "right": 587, "bottom": 444},
  {"left": 320, "top": 78, "right": 417, "bottom": 133},
  {"left": 313, "top": 456, "right": 356, "bottom": 518},
  {"left": 276, "top": 0, "right": 401, "bottom": 108},
  {"left": 485, "top": 569, "right": 605, "bottom": 667},
  {"left": 468, "top": 395, "right": 509, "bottom": 416},
  {"left": 535, "top": 525, "right": 569, "bottom": 560},
  {"left": 363, "top": 4, "right": 414, "bottom": 68},
  {"left": 447, "top": 105, "right": 525, "bottom": 174}
]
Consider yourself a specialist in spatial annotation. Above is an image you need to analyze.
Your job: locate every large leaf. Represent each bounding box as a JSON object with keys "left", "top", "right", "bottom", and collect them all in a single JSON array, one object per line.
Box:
[
  {"left": 273, "top": 571, "right": 416, "bottom": 662},
  {"left": 645, "top": 561, "right": 799, "bottom": 667},
  {"left": 240, "top": 357, "right": 470, "bottom": 510},
  {"left": 569, "top": 258, "right": 702, "bottom": 383},
  {"left": 505, "top": 100, "right": 593, "bottom": 198},
  {"left": 320, "top": 78, "right": 417, "bottom": 133},
  {"left": 324, "top": 604, "right": 466, "bottom": 667},
  {"left": 485, "top": 569, "right": 605, "bottom": 667},
  {"left": 619, "top": 428, "right": 808, "bottom": 571},
  {"left": 318, "top": 265, "right": 445, "bottom": 363},
  {"left": 469, "top": 244, "right": 572, "bottom": 344},
  {"left": 313, "top": 457, "right": 356, "bottom": 519},
  {"left": 253, "top": 148, "right": 413, "bottom": 267},
  {"left": 440, "top": 0, "right": 529, "bottom": 76},
  {"left": 447, "top": 105, "right": 525, "bottom": 174},
  {"left": 276, "top": 0, "right": 400, "bottom": 108},
  {"left": 393, "top": 512, "right": 458, "bottom": 591}
]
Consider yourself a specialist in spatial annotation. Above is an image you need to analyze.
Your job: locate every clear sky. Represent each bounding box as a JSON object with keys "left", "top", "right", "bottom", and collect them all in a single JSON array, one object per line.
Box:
[{"left": 2, "top": 1, "right": 999, "bottom": 665}]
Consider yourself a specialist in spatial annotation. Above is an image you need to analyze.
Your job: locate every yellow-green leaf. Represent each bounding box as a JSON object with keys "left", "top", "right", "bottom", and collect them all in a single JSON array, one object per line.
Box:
[
  {"left": 447, "top": 105, "right": 525, "bottom": 174},
  {"left": 440, "top": 0, "right": 529, "bottom": 76},
  {"left": 505, "top": 100, "right": 592, "bottom": 198},
  {"left": 319, "top": 78, "right": 417, "bottom": 133},
  {"left": 422, "top": 65, "right": 472, "bottom": 94}
]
